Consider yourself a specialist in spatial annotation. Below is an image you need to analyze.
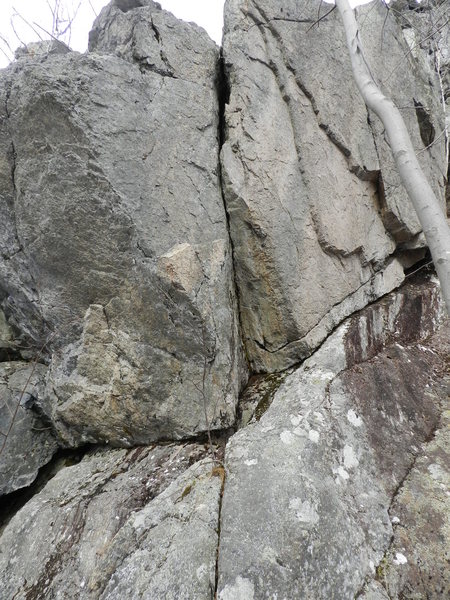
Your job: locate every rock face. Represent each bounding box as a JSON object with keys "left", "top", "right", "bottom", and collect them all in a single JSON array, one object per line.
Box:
[
  {"left": 0, "top": 0, "right": 449, "bottom": 598},
  {"left": 2, "top": 277, "right": 446, "bottom": 600},
  {"left": 217, "top": 276, "right": 449, "bottom": 599},
  {"left": 378, "top": 402, "right": 450, "bottom": 598},
  {"left": 391, "top": 0, "right": 450, "bottom": 215},
  {"left": 0, "top": 0, "right": 244, "bottom": 447},
  {"left": 0, "top": 361, "right": 58, "bottom": 495},
  {"left": 222, "top": 0, "right": 447, "bottom": 372},
  {"left": 0, "top": 443, "right": 222, "bottom": 599}
]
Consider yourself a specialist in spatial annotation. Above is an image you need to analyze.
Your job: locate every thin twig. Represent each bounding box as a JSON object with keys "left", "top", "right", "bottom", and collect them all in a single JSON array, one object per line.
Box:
[
  {"left": 382, "top": 15, "right": 449, "bottom": 84},
  {"left": 0, "top": 331, "right": 56, "bottom": 457},
  {"left": 416, "top": 125, "right": 448, "bottom": 154},
  {"left": 32, "top": 22, "right": 62, "bottom": 43},
  {"left": 0, "top": 45, "right": 13, "bottom": 63},
  {"left": 88, "top": 0, "right": 98, "bottom": 18},
  {"left": 10, "top": 15, "right": 27, "bottom": 47},
  {"left": 12, "top": 11, "right": 44, "bottom": 42},
  {"left": 306, "top": 5, "right": 336, "bottom": 33},
  {"left": 0, "top": 33, "right": 14, "bottom": 55}
]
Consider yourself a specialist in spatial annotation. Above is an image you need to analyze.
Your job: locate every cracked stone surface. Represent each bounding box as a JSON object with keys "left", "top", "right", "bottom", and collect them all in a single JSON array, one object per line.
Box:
[
  {"left": 0, "top": 361, "right": 58, "bottom": 496},
  {"left": 217, "top": 277, "right": 449, "bottom": 599},
  {"left": 360, "top": 324, "right": 450, "bottom": 599},
  {"left": 391, "top": 0, "right": 450, "bottom": 216},
  {"left": 221, "top": 0, "right": 447, "bottom": 372},
  {"left": 0, "top": 443, "right": 222, "bottom": 599},
  {"left": 0, "top": 0, "right": 245, "bottom": 447}
]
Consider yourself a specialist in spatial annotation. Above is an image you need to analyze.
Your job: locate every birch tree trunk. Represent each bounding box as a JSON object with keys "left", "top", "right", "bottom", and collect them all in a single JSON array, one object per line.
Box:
[{"left": 335, "top": 0, "right": 450, "bottom": 315}]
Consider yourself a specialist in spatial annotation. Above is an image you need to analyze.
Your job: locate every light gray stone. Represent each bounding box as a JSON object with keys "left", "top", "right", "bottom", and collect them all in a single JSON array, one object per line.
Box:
[
  {"left": 221, "top": 0, "right": 446, "bottom": 372},
  {"left": 0, "top": 309, "right": 12, "bottom": 342},
  {"left": 14, "top": 40, "right": 71, "bottom": 60},
  {"left": 359, "top": 2, "right": 447, "bottom": 241},
  {"left": 217, "top": 279, "right": 448, "bottom": 599},
  {"left": 0, "top": 0, "right": 244, "bottom": 446},
  {"left": 0, "top": 361, "right": 58, "bottom": 496},
  {"left": 391, "top": 0, "right": 450, "bottom": 216},
  {"left": 89, "top": 0, "right": 218, "bottom": 83},
  {"left": 358, "top": 581, "right": 391, "bottom": 600},
  {"left": 0, "top": 443, "right": 221, "bottom": 599}
]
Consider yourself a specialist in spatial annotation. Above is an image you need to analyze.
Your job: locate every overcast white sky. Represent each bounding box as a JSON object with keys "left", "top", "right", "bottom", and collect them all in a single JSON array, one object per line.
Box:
[{"left": 0, "top": 0, "right": 376, "bottom": 68}]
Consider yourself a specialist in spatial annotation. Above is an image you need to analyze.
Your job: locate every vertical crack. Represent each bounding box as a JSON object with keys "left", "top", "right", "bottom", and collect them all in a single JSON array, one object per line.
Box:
[
  {"left": 213, "top": 463, "right": 226, "bottom": 599},
  {"left": 215, "top": 48, "right": 249, "bottom": 376}
]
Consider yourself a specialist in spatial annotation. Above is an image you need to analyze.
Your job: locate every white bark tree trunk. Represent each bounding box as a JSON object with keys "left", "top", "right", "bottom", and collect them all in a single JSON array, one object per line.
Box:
[{"left": 335, "top": 0, "right": 450, "bottom": 315}]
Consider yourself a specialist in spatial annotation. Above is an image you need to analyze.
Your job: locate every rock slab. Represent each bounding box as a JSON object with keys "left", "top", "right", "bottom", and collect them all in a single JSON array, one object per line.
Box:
[
  {"left": 0, "top": 361, "right": 57, "bottom": 496},
  {"left": 217, "top": 277, "right": 448, "bottom": 599},
  {"left": 0, "top": 443, "right": 222, "bottom": 599},
  {"left": 222, "top": 0, "right": 446, "bottom": 372}
]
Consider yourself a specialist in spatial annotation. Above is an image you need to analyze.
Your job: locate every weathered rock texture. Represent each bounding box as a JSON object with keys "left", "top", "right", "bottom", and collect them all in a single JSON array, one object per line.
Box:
[
  {"left": 0, "top": 1, "right": 449, "bottom": 598},
  {"left": 0, "top": 361, "right": 57, "bottom": 495},
  {"left": 0, "top": 0, "right": 244, "bottom": 447},
  {"left": 217, "top": 276, "right": 449, "bottom": 599},
  {"left": 391, "top": 0, "right": 450, "bottom": 215},
  {"left": 0, "top": 443, "right": 222, "bottom": 599},
  {"left": 222, "top": 0, "right": 447, "bottom": 372}
]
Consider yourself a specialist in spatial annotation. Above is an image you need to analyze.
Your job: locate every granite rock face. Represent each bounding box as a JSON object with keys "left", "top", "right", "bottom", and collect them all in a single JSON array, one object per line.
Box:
[
  {"left": 0, "top": 0, "right": 244, "bottom": 447},
  {"left": 217, "top": 277, "right": 449, "bottom": 599},
  {"left": 0, "top": 361, "right": 58, "bottom": 495},
  {"left": 0, "top": 443, "right": 222, "bottom": 599},
  {"left": 222, "top": 0, "right": 447, "bottom": 372}
]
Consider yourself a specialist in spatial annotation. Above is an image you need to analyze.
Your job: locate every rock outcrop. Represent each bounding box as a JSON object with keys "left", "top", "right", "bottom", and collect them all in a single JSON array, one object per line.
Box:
[
  {"left": 0, "top": 443, "right": 222, "bottom": 599},
  {"left": 1, "top": 273, "right": 447, "bottom": 600},
  {"left": 222, "top": 0, "right": 446, "bottom": 372},
  {"left": 217, "top": 275, "right": 448, "bottom": 599},
  {"left": 0, "top": 0, "right": 449, "bottom": 598},
  {"left": 0, "top": 0, "right": 244, "bottom": 448},
  {"left": 0, "top": 361, "right": 57, "bottom": 495}
]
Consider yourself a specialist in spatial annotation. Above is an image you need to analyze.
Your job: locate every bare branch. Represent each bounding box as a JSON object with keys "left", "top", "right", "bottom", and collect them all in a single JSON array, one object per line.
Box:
[
  {"left": 10, "top": 15, "right": 27, "bottom": 47},
  {"left": 416, "top": 125, "right": 448, "bottom": 154},
  {"left": 12, "top": 10, "right": 44, "bottom": 42},
  {"left": 88, "top": 0, "right": 98, "bottom": 18},
  {"left": 382, "top": 17, "right": 449, "bottom": 84},
  {"left": 32, "top": 21, "right": 62, "bottom": 43},
  {"left": 0, "top": 331, "right": 56, "bottom": 458},
  {"left": 306, "top": 5, "right": 336, "bottom": 33}
]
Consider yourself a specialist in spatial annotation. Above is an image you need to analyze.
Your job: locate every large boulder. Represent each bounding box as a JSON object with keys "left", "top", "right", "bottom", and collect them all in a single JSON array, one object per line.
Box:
[
  {"left": 221, "top": 0, "right": 447, "bottom": 372},
  {"left": 0, "top": 0, "right": 244, "bottom": 447},
  {"left": 217, "top": 275, "right": 449, "bottom": 599}
]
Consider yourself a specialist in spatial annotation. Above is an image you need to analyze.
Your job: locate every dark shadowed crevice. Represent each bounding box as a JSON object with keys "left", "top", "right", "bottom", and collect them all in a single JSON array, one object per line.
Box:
[
  {"left": 216, "top": 49, "right": 230, "bottom": 150},
  {"left": 213, "top": 465, "right": 226, "bottom": 600},
  {"left": 215, "top": 47, "right": 249, "bottom": 380},
  {"left": 115, "top": 0, "right": 147, "bottom": 13},
  {"left": 0, "top": 446, "right": 89, "bottom": 533},
  {"left": 413, "top": 98, "right": 435, "bottom": 148}
]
